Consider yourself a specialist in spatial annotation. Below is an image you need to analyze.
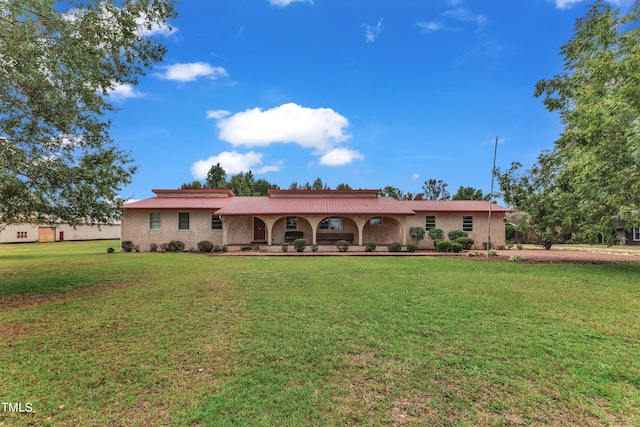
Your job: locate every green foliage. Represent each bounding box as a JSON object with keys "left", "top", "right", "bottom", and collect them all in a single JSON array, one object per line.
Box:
[
  {"left": 455, "top": 237, "right": 474, "bottom": 250},
  {"left": 311, "top": 243, "right": 319, "bottom": 252},
  {"left": 180, "top": 180, "right": 204, "bottom": 189},
  {"left": 482, "top": 242, "right": 493, "bottom": 250},
  {"left": 428, "top": 228, "right": 445, "bottom": 241},
  {"left": 505, "top": 224, "right": 516, "bottom": 241},
  {"left": 167, "top": 240, "right": 185, "bottom": 252},
  {"left": 510, "top": 254, "right": 526, "bottom": 262},
  {"left": 448, "top": 229, "right": 468, "bottom": 241},
  {"left": 106, "top": 247, "right": 115, "bottom": 254},
  {"left": 198, "top": 241, "right": 214, "bottom": 253},
  {"left": 517, "top": 244, "right": 524, "bottom": 250},
  {"left": 387, "top": 242, "right": 403, "bottom": 252},
  {"left": 336, "top": 240, "right": 349, "bottom": 252},
  {"left": 409, "top": 227, "right": 426, "bottom": 245},
  {"left": 422, "top": 179, "right": 451, "bottom": 201},
  {"left": 149, "top": 243, "right": 158, "bottom": 252},
  {"left": 406, "top": 242, "right": 418, "bottom": 252},
  {"left": 281, "top": 242, "right": 289, "bottom": 252},
  {"left": 293, "top": 239, "right": 307, "bottom": 252},
  {"left": 435, "top": 240, "right": 452, "bottom": 253},
  {"left": 0, "top": 0, "right": 176, "bottom": 226},
  {"left": 378, "top": 186, "right": 405, "bottom": 200},
  {"left": 451, "top": 242, "right": 463, "bottom": 253},
  {"left": 452, "top": 186, "right": 489, "bottom": 201},
  {"left": 121, "top": 241, "right": 134, "bottom": 253},
  {"left": 499, "top": 2, "right": 640, "bottom": 245},
  {"left": 488, "top": 249, "right": 498, "bottom": 256},
  {"left": 533, "top": 233, "right": 554, "bottom": 250},
  {"left": 365, "top": 241, "right": 377, "bottom": 252},
  {"left": 205, "top": 163, "right": 228, "bottom": 189}
]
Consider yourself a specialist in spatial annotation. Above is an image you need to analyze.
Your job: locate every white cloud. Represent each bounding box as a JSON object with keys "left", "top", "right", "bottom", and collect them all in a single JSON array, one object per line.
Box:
[
  {"left": 157, "top": 62, "right": 228, "bottom": 82},
  {"left": 416, "top": 21, "right": 450, "bottom": 33},
  {"left": 443, "top": 8, "right": 487, "bottom": 28},
  {"left": 411, "top": 173, "right": 420, "bottom": 181},
  {"left": 363, "top": 19, "right": 383, "bottom": 43},
  {"left": 215, "top": 103, "right": 351, "bottom": 153},
  {"left": 319, "top": 148, "right": 364, "bottom": 166},
  {"left": 191, "top": 151, "right": 280, "bottom": 179},
  {"left": 268, "top": 0, "right": 313, "bottom": 7},
  {"left": 553, "top": 0, "right": 586, "bottom": 8},
  {"left": 107, "top": 83, "right": 144, "bottom": 100},
  {"left": 206, "top": 109, "right": 231, "bottom": 120}
]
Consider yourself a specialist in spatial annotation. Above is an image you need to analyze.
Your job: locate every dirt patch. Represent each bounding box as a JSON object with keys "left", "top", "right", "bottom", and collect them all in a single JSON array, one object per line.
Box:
[
  {"left": 0, "top": 281, "right": 137, "bottom": 311},
  {"left": 465, "top": 249, "right": 640, "bottom": 264}
]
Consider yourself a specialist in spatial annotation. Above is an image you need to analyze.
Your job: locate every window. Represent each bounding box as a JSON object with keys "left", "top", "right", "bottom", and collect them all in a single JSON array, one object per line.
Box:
[
  {"left": 634, "top": 228, "right": 640, "bottom": 241},
  {"left": 425, "top": 216, "right": 436, "bottom": 230},
  {"left": 463, "top": 216, "right": 473, "bottom": 232},
  {"left": 319, "top": 217, "right": 342, "bottom": 230},
  {"left": 16, "top": 231, "right": 28, "bottom": 239},
  {"left": 178, "top": 212, "right": 190, "bottom": 230},
  {"left": 286, "top": 216, "right": 298, "bottom": 230},
  {"left": 149, "top": 212, "right": 161, "bottom": 230},
  {"left": 370, "top": 217, "right": 383, "bottom": 226},
  {"left": 211, "top": 214, "right": 223, "bottom": 230}
]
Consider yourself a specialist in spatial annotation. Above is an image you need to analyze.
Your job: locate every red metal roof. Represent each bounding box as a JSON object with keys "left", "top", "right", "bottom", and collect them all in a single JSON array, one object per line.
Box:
[
  {"left": 123, "top": 197, "right": 235, "bottom": 210},
  {"left": 402, "top": 200, "right": 511, "bottom": 213}
]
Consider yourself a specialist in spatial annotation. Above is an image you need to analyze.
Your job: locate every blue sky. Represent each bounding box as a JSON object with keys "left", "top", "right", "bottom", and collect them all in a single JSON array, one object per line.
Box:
[{"left": 108, "top": 0, "right": 630, "bottom": 201}]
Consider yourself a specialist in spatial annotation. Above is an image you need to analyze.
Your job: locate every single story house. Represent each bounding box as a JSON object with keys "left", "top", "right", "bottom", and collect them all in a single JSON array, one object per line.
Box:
[
  {"left": 121, "top": 189, "right": 511, "bottom": 251},
  {"left": 0, "top": 222, "right": 121, "bottom": 244}
]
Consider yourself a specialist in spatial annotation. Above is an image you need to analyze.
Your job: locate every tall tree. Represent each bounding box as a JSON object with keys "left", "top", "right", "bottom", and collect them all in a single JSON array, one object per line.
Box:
[
  {"left": 422, "top": 179, "right": 450, "bottom": 201},
  {"left": 180, "top": 180, "right": 203, "bottom": 189},
  {"left": 254, "top": 178, "right": 279, "bottom": 196},
  {"left": 335, "top": 183, "right": 352, "bottom": 190},
  {"left": 0, "top": 0, "right": 176, "bottom": 226},
  {"left": 499, "top": 0, "right": 640, "bottom": 244},
  {"left": 451, "top": 186, "right": 490, "bottom": 201},
  {"left": 379, "top": 186, "right": 405, "bottom": 200},
  {"left": 205, "top": 163, "right": 228, "bottom": 189}
]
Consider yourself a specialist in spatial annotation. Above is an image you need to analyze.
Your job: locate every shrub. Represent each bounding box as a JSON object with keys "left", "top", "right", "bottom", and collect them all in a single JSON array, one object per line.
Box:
[
  {"left": 365, "top": 241, "right": 377, "bottom": 252},
  {"left": 505, "top": 224, "right": 516, "bottom": 241},
  {"left": 293, "top": 238, "right": 307, "bottom": 252},
  {"left": 222, "top": 245, "right": 228, "bottom": 253},
  {"left": 121, "top": 241, "right": 134, "bottom": 253},
  {"left": 409, "top": 227, "right": 426, "bottom": 245},
  {"left": 451, "top": 242, "right": 463, "bottom": 253},
  {"left": 428, "top": 228, "right": 444, "bottom": 241},
  {"left": 509, "top": 254, "right": 526, "bottom": 262},
  {"left": 448, "top": 229, "right": 468, "bottom": 241},
  {"left": 455, "top": 237, "right": 474, "bottom": 250},
  {"left": 336, "top": 240, "right": 349, "bottom": 252},
  {"left": 198, "top": 240, "right": 214, "bottom": 252},
  {"left": 516, "top": 243, "right": 524, "bottom": 250},
  {"left": 167, "top": 240, "right": 185, "bottom": 252},
  {"left": 311, "top": 243, "right": 319, "bottom": 252},
  {"left": 488, "top": 249, "right": 498, "bottom": 256},
  {"left": 149, "top": 243, "right": 158, "bottom": 252},
  {"left": 159, "top": 243, "right": 168, "bottom": 252},
  {"left": 482, "top": 242, "right": 493, "bottom": 250},
  {"left": 406, "top": 242, "right": 418, "bottom": 252},
  {"left": 107, "top": 247, "right": 115, "bottom": 253},
  {"left": 281, "top": 242, "right": 289, "bottom": 252},
  {"left": 435, "top": 240, "right": 452, "bottom": 253},
  {"left": 388, "top": 242, "right": 402, "bottom": 252},
  {"left": 534, "top": 233, "right": 553, "bottom": 250}
]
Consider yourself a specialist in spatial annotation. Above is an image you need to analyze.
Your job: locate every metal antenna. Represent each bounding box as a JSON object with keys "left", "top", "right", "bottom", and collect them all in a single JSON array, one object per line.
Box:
[{"left": 487, "top": 136, "right": 498, "bottom": 257}]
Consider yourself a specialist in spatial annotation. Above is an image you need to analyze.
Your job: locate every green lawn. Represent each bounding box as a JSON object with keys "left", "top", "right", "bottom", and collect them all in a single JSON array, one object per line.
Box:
[{"left": 1, "top": 241, "right": 639, "bottom": 426}]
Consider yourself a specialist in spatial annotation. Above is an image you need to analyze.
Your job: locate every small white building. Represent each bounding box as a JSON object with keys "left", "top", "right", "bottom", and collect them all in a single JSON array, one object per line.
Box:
[{"left": 0, "top": 222, "right": 121, "bottom": 243}]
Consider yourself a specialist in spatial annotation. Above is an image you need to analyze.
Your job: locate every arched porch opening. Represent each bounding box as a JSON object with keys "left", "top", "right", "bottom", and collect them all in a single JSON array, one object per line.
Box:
[
  {"left": 362, "top": 216, "right": 403, "bottom": 245},
  {"left": 271, "top": 216, "right": 313, "bottom": 245}
]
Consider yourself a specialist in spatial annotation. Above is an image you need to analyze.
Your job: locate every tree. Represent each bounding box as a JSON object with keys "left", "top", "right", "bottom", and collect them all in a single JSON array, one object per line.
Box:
[
  {"left": 205, "top": 163, "right": 228, "bottom": 189},
  {"left": 379, "top": 186, "right": 405, "bottom": 200},
  {"left": 180, "top": 180, "right": 203, "bottom": 189},
  {"left": 422, "top": 179, "right": 450, "bottom": 201},
  {"left": 499, "top": 1, "right": 640, "bottom": 245},
  {"left": 335, "top": 183, "right": 352, "bottom": 190},
  {"left": 0, "top": 0, "right": 176, "bottom": 226},
  {"left": 451, "top": 186, "right": 490, "bottom": 201},
  {"left": 254, "top": 178, "right": 279, "bottom": 196},
  {"left": 409, "top": 227, "right": 426, "bottom": 245}
]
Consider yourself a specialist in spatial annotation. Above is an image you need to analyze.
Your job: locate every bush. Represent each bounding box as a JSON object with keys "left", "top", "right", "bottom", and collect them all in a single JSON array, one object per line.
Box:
[
  {"left": 365, "top": 241, "right": 377, "bottom": 252},
  {"left": 409, "top": 227, "right": 426, "bottom": 245},
  {"left": 167, "top": 240, "right": 185, "bottom": 252},
  {"left": 281, "top": 242, "right": 289, "bottom": 252},
  {"left": 428, "top": 228, "right": 444, "bottom": 241},
  {"left": 448, "top": 229, "right": 468, "bottom": 241},
  {"left": 121, "top": 241, "right": 134, "bottom": 253},
  {"left": 149, "top": 243, "right": 158, "bottom": 252},
  {"left": 107, "top": 247, "right": 115, "bottom": 253},
  {"left": 509, "top": 254, "right": 526, "bottom": 262},
  {"left": 293, "top": 238, "right": 307, "bottom": 252},
  {"left": 482, "top": 242, "right": 493, "bottom": 250},
  {"left": 198, "top": 240, "right": 214, "bottom": 252},
  {"left": 534, "top": 233, "right": 554, "bottom": 250},
  {"left": 505, "top": 224, "right": 516, "bottom": 241},
  {"left": 159, "top": 243, "right": 168, "bottom": 252},
  {"left": 406, "top": 242, "right": 418, "bottom": 252},
  {"left": 388, "top": 242, "right": 403, "bottom": 252},
  {"left": 516, "top": 243, "right": 524, "bottom": 250},
  {"left": 435, "top": 240, "right": 452, "bottom": 253},
  {"left": 336, "top": 240, "right": 349, "bottom": 252},
  {"left": 455, "top": 237, "right": 474, "bottom": 250},
  {"left": 311, "top": 243, "right": 319, "bottom": 252},
  {"left": 488, "top": 249, "right": 498, "bottom": 256},
  {"left": 451, "top": 242, "right": 463, "bottom": 253}
]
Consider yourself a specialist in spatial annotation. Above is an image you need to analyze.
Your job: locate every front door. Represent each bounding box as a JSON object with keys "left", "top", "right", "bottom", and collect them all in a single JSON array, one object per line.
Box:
[{"left": 254, "top": 217, "right": 266, "bottom": 241}]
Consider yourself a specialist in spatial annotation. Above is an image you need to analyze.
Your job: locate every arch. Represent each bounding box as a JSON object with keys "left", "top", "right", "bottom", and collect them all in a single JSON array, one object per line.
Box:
[{"left": 362, "top": 216, "right": 404, "bottom": 245}]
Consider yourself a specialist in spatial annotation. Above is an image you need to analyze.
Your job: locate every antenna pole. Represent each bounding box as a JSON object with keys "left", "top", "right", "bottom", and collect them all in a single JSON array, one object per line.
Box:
[{"left": 487, "top": 136, "right": 498, "bottom": 257}]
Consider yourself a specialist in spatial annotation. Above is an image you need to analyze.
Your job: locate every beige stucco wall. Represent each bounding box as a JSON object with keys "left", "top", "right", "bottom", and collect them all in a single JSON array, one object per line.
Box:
[
  {"left": 0, "top": 223, "right": 120, "bottom": 243},
  {"left": 405, "top": 212, "right": 506, "bottom": 249},
  {"left": 121, "top": 209, "right": 223, "bottom": 251}
]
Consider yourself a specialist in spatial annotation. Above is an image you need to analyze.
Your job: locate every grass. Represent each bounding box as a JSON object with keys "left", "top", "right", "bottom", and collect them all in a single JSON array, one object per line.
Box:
[{"left": 1, "top": 241, "right": 639, "bottom": 426}]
